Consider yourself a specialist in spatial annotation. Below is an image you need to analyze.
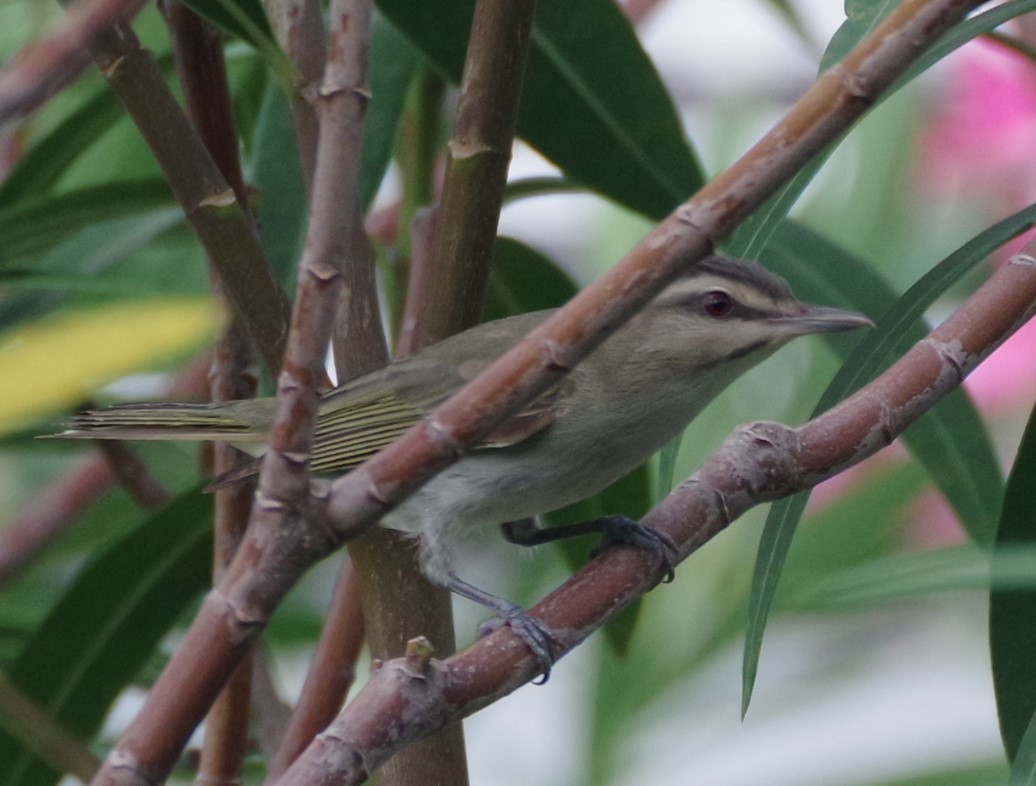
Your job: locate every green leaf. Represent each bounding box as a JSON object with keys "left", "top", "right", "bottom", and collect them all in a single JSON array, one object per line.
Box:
[
  {"left": 484, "top": 236, "right": 578, "bottom": 321},
  {"left": 178, "top": 0, "right": 275, "bottom": 52},
  {"left": 251, "top": 84, "right": 307, "bottom": 290},
  {"left": 728, "top": 0, "right": 1036, "bottom": 261},
  {"left": 375, "top": 0, "right": 703, "bottom": 219},
  {"left": 742, "top": 215, "right": 1018, "bottom": 714},
  {"left": 361, "top": 15, "right": 418, "bottom": 211},
  {"left": 821, "top": 0, "right": 902, "bottom": 72},
  {"left": 0, "top": 52, "right": 175, "bottom": 204},
  {"left": 0, "top": 208, "right": 185, "bottom": 330},
  {"left": 992, "top": 401, "right": 1036, "bottom": 763},
  {"left": 0, "top": 181, "right": 176, "bottom": 270},
  {"left": 0, "top": 489, "right": 212, "bottom": 786}
]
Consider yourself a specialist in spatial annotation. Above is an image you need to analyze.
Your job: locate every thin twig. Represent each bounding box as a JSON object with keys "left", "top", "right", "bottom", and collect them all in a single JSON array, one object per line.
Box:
[
  {"left": 263, "top": 0, "right": 326, "bottom": 196},
  {"left": 162, "top": 3, "right": 261, "bottom": 778},
  {"left": 397, "top": 0, "right": 536, "bottom": 351},
  {"left": 265, "top": 560, "right": 365, "bottom": 781},
  {"left": 0, "top": 0, "right": 144, "bottom": 126},
  {"left": 363, "top": 2, "right": 538, "bottom": 782},
  {"left": 72, "top": 11, "right": 291, "bottom": 375}
]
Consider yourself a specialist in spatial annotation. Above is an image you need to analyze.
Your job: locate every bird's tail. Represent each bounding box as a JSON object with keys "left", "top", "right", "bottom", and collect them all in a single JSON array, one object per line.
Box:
[{"left": 48, "top": 401, "right": 268, "bottom": 446}]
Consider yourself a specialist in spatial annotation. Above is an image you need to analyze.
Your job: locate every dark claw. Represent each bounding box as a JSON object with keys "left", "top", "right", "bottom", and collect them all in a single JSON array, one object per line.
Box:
[
  {"left": 588, "top": 515, "right": 679, "bottom": 583},
  {"left": 478, "top": 603, "right": 560, "bottom": 683},
  {"left": 445, "top": 572, "right": 560, "bottom": 683}
]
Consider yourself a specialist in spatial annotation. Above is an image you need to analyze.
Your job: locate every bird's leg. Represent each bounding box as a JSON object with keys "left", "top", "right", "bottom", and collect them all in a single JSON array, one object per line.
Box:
[
  {"left": 501, "top": 515, "right": 678, "bottom": 582},
  {"left": 443, "top": 572, "right": 560, "bottom": 682}
]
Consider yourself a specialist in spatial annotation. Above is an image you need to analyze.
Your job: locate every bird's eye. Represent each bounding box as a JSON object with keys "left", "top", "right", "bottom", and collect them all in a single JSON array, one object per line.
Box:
[{"left": 702, "top": 290, "right": 734, "bottom": 317}]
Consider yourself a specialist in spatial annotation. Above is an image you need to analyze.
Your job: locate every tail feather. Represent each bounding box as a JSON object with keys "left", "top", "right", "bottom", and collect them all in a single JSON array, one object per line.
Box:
[{"left": 51, "top": 402, "right": 267, "bottom": 445}]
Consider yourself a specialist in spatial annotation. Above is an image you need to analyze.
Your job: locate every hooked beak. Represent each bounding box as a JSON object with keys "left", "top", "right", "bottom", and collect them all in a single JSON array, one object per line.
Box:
[{"left": 772, "top": 303, "right": 875, "bottom": 335}]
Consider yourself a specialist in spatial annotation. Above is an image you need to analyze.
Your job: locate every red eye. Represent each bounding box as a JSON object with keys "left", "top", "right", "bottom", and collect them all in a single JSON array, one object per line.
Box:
[{"left": 702, "top": 290, "right": 734, "bottom": 317}]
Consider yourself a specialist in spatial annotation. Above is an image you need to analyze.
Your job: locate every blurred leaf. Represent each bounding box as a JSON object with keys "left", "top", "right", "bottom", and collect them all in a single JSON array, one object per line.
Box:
[
  {"left": 361, "top": 15, "right": 418, "bottom": 210},
  {"left": 503, "top": 177, "right": 584, "bottom": 204},
  {"left": 375, "top": 0, "right": 703, "bottom": 219},
  {"left": 728, "top": 0, "right": 1036, "bottom": 261},
  {"left": 821, "top": 0, "right": 901, "bottom": 72},
  {"left": 484, "top": 236, "right": 578, "bottom": 321},
  {"left": 1012, "top": 709, "right": 1036, "bottom": 786},
  {"left": 0, "top": 297, "right": 218, "bottom": 432},
  {"left": 178, "top": 0, "right": 283, "bottom": 69},
  {"left": 0, "top": 94, "right": 121, "bottom": 203},
  {"left": 799, "top": 545, "right": 1036, "bottom": 608},
  {"left": 0, "top": 209, "right": 185, "bottom": 331},
  {"left": 743, "top": 215, "right": 1018, "bottom": 713},
  {"left": 0, "top": 181, "right": 175, "bottom": 270},
  {"left": 251, "top": 84, "right": 307, "bottom": 289},
  {"left": 992, "top": 401, "right": 1036, "bottom": 762},
  {"left": 0, "top": 489, "right": 212, "bottom": 786}
]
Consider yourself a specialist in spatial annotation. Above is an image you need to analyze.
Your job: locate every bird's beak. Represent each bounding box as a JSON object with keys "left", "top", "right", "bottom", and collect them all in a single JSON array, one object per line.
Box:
[{"left": 773, "top": 303, "right": 875, "bottom": 335}]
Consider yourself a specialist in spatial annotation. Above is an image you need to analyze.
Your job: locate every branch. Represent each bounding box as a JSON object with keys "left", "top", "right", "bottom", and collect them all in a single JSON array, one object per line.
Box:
[
  {"left": 358, "top": 2, "right": 538, "bottom": 782},
  {"left": 397, "top": 0, "right": 536, "bottom": 351},
  {"left": 263, "top": 0, "right": 326, "bottom": 196},
  {"left": 75, "top": 12, "right": 291, "bottom": 375},
  {"left": 0, "top": 0, "right": 144, "bottom": 126},
  {"left": 86, "top": 2, "right": 375, "bottom": 784},
  {"left": 275, "top": 253, "right": 1036, "bottom": 786}
]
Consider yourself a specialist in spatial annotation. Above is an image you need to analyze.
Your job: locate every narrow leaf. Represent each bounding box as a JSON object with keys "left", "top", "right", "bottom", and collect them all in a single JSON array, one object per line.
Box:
[
  {"left": 0, "top": 490, "right": 213, "bottom": 786},
  {"left": 992, "top": 400, "right": 1036, "bottom": 763},
  {"left": 743, "top": 213, "right": 1021, "bottom": 712},
  {"left": 375, "top": 0, "right": 703, "bottom": 218}
]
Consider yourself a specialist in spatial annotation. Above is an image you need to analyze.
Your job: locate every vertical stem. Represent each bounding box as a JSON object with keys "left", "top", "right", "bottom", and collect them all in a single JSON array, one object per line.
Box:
[
  {"left": 354, "top": 2, "right": 538, "bottom": 784},
  {"left": 398, "top": 0, "right": 537, "bottom": 351},
  {"left": 162, "top": 4, "right": 260, "bottom": 782}
]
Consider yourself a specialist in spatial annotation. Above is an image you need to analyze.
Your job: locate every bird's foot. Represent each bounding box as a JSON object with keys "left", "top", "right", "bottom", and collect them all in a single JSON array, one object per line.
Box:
[{"left": 588, "top": 515, "right": 679, "bottom": 583}]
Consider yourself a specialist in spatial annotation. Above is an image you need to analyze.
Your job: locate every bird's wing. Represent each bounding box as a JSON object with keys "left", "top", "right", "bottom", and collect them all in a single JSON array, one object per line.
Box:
[{"left": 309, "top": 312, "right": 560, "bottom": 474}]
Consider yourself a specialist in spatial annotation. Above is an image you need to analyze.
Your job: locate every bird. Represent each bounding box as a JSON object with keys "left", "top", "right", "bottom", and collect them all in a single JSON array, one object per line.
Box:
[{"left": 53, "top": 255, "right": 872, "bottom": 672}]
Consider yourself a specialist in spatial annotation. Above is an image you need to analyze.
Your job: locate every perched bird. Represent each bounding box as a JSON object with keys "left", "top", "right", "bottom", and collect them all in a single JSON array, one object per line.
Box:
[{"left": 55, "top": 255, "right": 871, "bottom": 670}]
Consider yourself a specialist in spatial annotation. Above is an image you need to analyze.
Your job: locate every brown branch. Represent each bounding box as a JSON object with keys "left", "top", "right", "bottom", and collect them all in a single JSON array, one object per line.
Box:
[
  {"left": 265, "top": 560, "right": 365, "bottom": 781},
  {"left": 161, "top": 6, "right": 261, "bottom": 780},
  {"left": 274, "top": 256, "right": 1036, "bottom": 786},
  {"left": 73, "top": 12, "right": 291, "bottom": 375},
  {"left": 397, "top": 0, "right": 536, "bottom": 352},
  {"left": 0, "top": 679, "right": 100, "bottom": 782},
  {"left": 263, "top": 0, "right": 326, "bottom": 196},
  {"left": 360, "top": 3, "right": 538, "bottom": 782},
  {"left": 0, "top": 0, "right": 144, "bottom": 126},
  {"left": 85, "top": 2, "right": 375, "bottom": 784},
  {"left": 91, "top": 440, "right": 171, "bottom": 508},
  {"left": 84, "top": 3, "right": 980, "bottom": 785}
]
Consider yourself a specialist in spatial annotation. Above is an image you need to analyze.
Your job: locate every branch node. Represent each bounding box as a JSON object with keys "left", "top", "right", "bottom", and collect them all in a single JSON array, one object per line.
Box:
[
  {"left": 405, "top": 636, "right": 435, "bottom": 676},
  {"left": 255, "top": 489, "right": 287, "bottom": 513},
  {"left": 198, "top": 188, "right": 237, "bottom": 208},
  {"left": 921, "top": 336, "right": 968, "bottom": 384}
]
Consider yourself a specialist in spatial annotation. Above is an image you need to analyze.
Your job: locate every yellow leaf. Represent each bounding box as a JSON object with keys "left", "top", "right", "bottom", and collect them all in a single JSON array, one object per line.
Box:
[{"left": 0, "top": 298, "right": 219, "bottom": 434}]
